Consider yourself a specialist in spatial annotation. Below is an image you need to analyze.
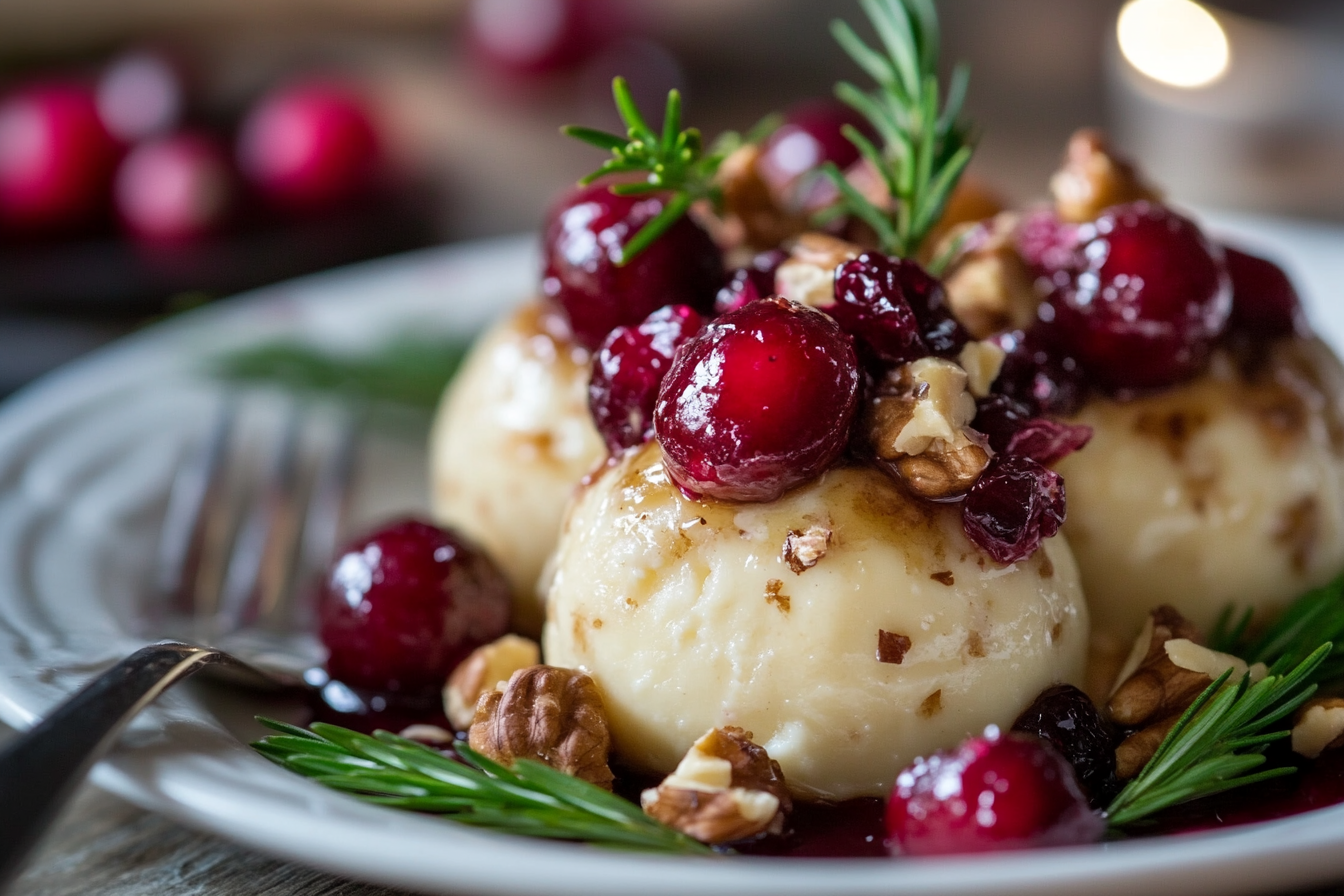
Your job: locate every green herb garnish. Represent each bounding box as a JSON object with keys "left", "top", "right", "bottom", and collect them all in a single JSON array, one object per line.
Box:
[
  {"left": 1105, "top": 645, "right": 1328, "bottom": 829},
  {"left": 1210, "top": 572, "right": 1344, "bottom": 685},
  {"left": 822, "top": 0, "right": 975, "bottom": 259},
  {"left": 252, "top": 718, "right": 714, "bottom": 855}
]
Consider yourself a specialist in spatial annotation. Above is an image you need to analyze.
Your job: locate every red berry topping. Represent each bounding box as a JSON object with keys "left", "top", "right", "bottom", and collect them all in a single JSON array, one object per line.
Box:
[
  {"left": 1005, "top": 419, "right": 1093, "bottom": 467},
  {"left": 1016, "top": 207, "right": 1081, "bottom": 274},
  {"left": 989, "top": 329, "right": 1088, "bottom": 418},
  {"left": 886, "top": 726, "right": 1103, "bottom": 856},
  {"left": 757, "top": 100, "right": 865, "bottom": 199},
  {"left": 830, "top": 253, "right": 968, "bottom": 367},
  {"left": 97, "top": 51, "right": 184, "bottom": 144},
  {"left": 1224, "top": 246, "right": 1305, "bottom": 339},
  {"left": 715, "top": 249, "right": 786, "bottom": 315},
  {"left": 1044, "top": 201, "right": 1231, "bottom": 393},
  {"left": 1012, "top": 685, "right": 1119, "bottom": 809},
  {"left": 655, "top": 297, "right": 860, "bottom": 502},
  {"left": 0, "top": 81, "right": 118, "bottom": 235},
  {"left": 319, "top": 519, "right": 511, "bottom": 695},
  {"left": 972, "top": 394, "right": 1035, "bottom": 453},
  {"left": 114, "top": 132, "right": 233, "bottom": 241},
  {"left": 962, "top": 454, "right": 1065, "bottom": 565},
  {"left": 542, "top": 182, "right": 723, "bottom": 350},
  {"left": 466, "top": 0, "right": 622, "bottom": 77},
  {"left": 237, "top": 80, "right": 381, "bottom": 213},
  {"left": 589, "top": 304, "right": 705, "bottom": 454}
]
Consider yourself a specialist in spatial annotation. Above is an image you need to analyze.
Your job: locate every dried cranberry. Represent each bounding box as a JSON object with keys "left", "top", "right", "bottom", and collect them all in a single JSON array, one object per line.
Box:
[
  {"left": 589, "top": 304, "right": 705, "bottom": 454},
  {"left": 962, "top": 454, "right": 1065, "bottom": 565},
  {"left": 1016, "top": 207, "right": 1081, "bottom": 274},
  {"left": 973, "top": 394, "right": 1035, "bottom": 453},
  {"left": 989, "top": 329, "right": 1088, "bottom": 418},
  {"left": 886, "top": 726, "right": 1103, "bottom": 856},
  {"left": 655, "top": 297, "right": 860, "bottom": 502},
  {"left": 715, "top": 249, "right": 787, "bottom": 315},
  {"left": 1043, "top": 201, "right": 1231, "bottom": 393},
  {"left": 1012, "top": 685, "right": 1119, "bottom": 809},
  {"left": 318, "top": 519, "right": 511, "bottom": 695},
  {"left": 1005, "top": 419, "right": 1092, "bottom": 467},
  {"left": 1224, "top": 246, "right": 1305, "bottom": 339},
  {"left": 542, "top": 182, "right": 723, "bottom": 350},
  {"left": 830, "top": 253, "right": 968, "bottom": 367}
]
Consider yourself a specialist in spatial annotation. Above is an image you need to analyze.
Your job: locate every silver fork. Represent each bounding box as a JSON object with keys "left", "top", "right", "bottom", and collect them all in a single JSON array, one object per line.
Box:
[{"left": 0, "top": 394, "right": 358, "bottom": 891}]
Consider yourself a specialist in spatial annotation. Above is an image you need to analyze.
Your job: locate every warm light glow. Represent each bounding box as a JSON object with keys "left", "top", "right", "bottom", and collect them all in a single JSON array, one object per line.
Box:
[{"left": 1118, "top": 0, "right": 1231, "bottom": 88}]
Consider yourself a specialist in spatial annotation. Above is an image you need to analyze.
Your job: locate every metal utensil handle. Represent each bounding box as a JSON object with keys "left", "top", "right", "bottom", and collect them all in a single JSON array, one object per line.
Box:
[{"left": 0, "top": 642, "right": 223, "bottom": 891}]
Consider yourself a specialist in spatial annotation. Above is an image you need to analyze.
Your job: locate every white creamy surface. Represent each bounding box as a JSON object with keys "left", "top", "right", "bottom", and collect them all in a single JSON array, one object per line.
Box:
[{"left": 543, "top": 443, "right": 1088, "bottom": 800}]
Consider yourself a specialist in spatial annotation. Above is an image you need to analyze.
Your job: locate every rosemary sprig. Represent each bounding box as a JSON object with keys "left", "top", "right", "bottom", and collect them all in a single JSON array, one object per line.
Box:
[
  {"left": 1209, "top": 572, "right": 1344, "bottom": 684},
  {"left": 562, "top": 78, "right": 729, "bottom": 264},
  {"left": 252, "top": 718, "right": 714, "bottom": 855},
  {"left": 1105, "top": 645, "right": 1329, "bottom": 829},
  {"left": 823, "top": 0, "right": 975, "bottom": 258}
]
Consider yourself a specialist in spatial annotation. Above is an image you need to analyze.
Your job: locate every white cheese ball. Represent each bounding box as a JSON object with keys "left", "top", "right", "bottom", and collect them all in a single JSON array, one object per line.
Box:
[
  {"left": 542, "top": 443, "right": 1088, "bottom": 800},
  {"left": 430, "top": 300, "right": 604, "bottom": 635},
  {"left": 1057, "top": 338, "right": 1344, "bottom": 676}
]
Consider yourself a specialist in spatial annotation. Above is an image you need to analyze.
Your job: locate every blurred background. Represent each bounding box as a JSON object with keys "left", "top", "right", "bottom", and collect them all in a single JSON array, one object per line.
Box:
[{"left": 0, "top": 0, "right": 1341, "bottom": 395}]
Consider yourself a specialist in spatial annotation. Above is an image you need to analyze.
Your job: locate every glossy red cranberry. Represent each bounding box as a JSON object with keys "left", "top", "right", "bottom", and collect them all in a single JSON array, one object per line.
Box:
[
  {"left": 97, "top": 51, "right": 184, "bottom": 144},
  {"left": 715, "top": 249, "right": 786, "bottom": 315},
  {"left": 962, "top": 454, "right": 1065, "bottom": 565},
  {"left": 655, "top": 297, "right": 860, "bottom": 502},
  {"left": 989, "top": 329, "right": 1087, "bottom": 418},
  {"left": 466, "top": 0, "right": 622, "bottom": 76},
  {"left": 237, "top": 80, "right": 381, "bottom": 213},
  {"left": 1044, "top": 202, "right": 1231, "bottom": 393},
  {"left": 830, "top": 253, "right": 968, "bottom": 367},
  {"left": 114, "top": 132, "right": 233, "bottom": 241},
  {"left": 1005, "top": 419, "right": 1092, "bottom": 467},
  {"left": 0, "top": 81, "right": 118, "bottom": 235},
  {"left": 1224, "top": 246, "right": 1305, "bottom": 339},
  {"left": 1013, "top": 685, "right": 1118, "bottom": 809},
  {"left": 1016, "top": 207, "right": 1081, "bottom": 275},
  {"left": 319, "top": 519, "right": 511, "bottom": 695},
  {"left": 589, "top": 304, "right": 705, "bottom": 454},
  {"left": 973, "top": 394, "right": 1035, "bottom": 453},
  {"left": 757, "top": 100, "right": 865, "bottom": 198},
  {"left": 887, "top": 726, "right": 1103, "bottom": 856},
  {"left": 542, "top": 182, "right": 723, "bottom": 350}
]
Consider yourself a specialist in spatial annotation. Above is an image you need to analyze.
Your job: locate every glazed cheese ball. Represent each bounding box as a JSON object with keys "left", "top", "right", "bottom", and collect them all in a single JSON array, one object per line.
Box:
[
  {"left": 1057, "top": 338, "right": 1344, "bottom": 669},
  {"left": 542, "top": 442, "right": 1089, "bottom": 800},
  {"left": 430, "top": 300, "right": 604, "bottom": 635}
]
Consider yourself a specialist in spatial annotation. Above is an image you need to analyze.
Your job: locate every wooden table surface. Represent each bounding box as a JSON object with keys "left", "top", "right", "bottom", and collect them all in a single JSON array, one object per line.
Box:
[{"left": 6, "top": 720, "right": 1344, "bottom": 896}]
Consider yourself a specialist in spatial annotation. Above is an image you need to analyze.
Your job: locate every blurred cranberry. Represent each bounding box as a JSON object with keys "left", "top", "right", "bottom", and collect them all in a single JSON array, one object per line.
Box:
[
  {"left": 1224, "top": 246, "right": 1306, "bottom": 339},
  {"left": 542, "top": 181, "right": 722, "bottom": 350},
  {"left": 115, "top": 132, "right": 233, "bottom": 241},
  {"left": 830, "top": 253, "right": 968, "bottom": 367},
  {"left": 962, "top": 454, "right": 1065, "bottom": 565},
  {"left": 319, "top": 519, "right": 511, "bottom": 695},
  {"left": 467, "top": 0, "right": 623, "bottom": 77},
  {"left": 989, "top": 328, "right": 1087, "bottom": 418},
  {"left": 715, "top": 249, "right": 786, "bottom": 315},
  {"left": 757, "top": 100, "right": 865, "bottom": 202},
  {"left": 0, "top": 80, "right": 118, "bottom": 235},
  {"left": 237, "top": 80, "right": 381, "bottom": 213},
  {"left": 1016, "top": 207, "right": 1081, "bottom": 275},
  {"left": 97, "top": 51, "right": 184, "bottom": 144}
]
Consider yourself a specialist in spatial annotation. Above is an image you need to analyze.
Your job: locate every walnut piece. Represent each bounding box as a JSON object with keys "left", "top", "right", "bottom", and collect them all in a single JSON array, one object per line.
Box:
[
  {"left": 469, "top": 664, "right": 615, "bottom": 790},
  {"left": 783, "top": 526, "right": 832, "bottom": 574},
  {"left": 641, "top": 727, "right": 792, "bottom": 844},
  {"left": 774, "top": 232, "right": 862, "bottom": 308},
  {"left": 958, "top": 340, "right": 1007, "bottom": 399},
  {"left": 444, "top": 634, "right": 541, "bottom": 730},
  {"left": 941, "top": 213, "right": 1041, "bottom": 339},
  {"left": 1049, "top": 129, "right": 1161, "bottom": 224},
  {"left": 1292, "top": 698, "right": 1344, "bottom": 759},
  {"left": 714, "top": 143, "right": 811, "bottom": 253}
]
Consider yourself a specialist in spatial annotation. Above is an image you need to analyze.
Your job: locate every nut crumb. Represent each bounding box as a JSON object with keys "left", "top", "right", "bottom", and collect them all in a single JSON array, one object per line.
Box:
[
  {"left": 930, "top": 570, "right": 955, "bottom": 586},
  {"left": 877, "top": 630, "right": 912, "bottom": 664},
  {"left": 918, "top": 689, "right": 943, "bottom": 718},
  {"left": 765, "top": 579, "right": 791, "bottom": 614},
  {"left": 964, "top": 631, "right": 986, "bottom": 659},
  {"left": 783, "top": 526, "right": 832, "bottom": 574}
]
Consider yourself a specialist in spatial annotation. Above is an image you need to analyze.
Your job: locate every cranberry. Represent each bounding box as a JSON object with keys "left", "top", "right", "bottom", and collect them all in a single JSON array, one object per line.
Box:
[
  {"left": 589, "top": 304, "right": 705, "bottom": 454},
  {"left": 318, "top": 519, "right": 511, "bottom": 695},
  {"left": 542, "top": 182, "right": 723, "bottom": 350},
  {"left": 989, "top": 329, "right": 1087, "bottom": 418},
  {"left": 97, "top": 51, "right": 184, "bottom": 144},
  {"left": 1005, "top": 419, "right": 1093, "bottom": 467},
  {"left": 973, "top": 394, "right": 1035, "bottom": 454},
  {"left": 0, "top": 81, "right": 118, "bottom": 235},
  {"left": 655, "top": 297, "right": 860, "bottom": 502},
  {"left": 466, "top": 0, "right": 622, "bottom": 77},
  {"left": 962, "top": 454, "right": 1065, "bottom": 565},
  {"left": 757, "top": 100, "right": 865, "bottom": 201},
  {"left": 830, "top": 253, "right": 968, "bottom": 367},
  {"left": 114, "top": 132, "right": 233, "bottom": 241},
  {"left": 1012, "top": 685, "right": 1119, "bottom": 809},
  {"left": 1224, "top": 246, "right": 1305, "bottom": 339},
  {"left": 1016, "top": 207, "right": 1081, "bottom": 274},
  {"left": 715, "top": 249, "right": 786, "bottom": 315},
  {"left": 1043, "top": 202, "right": 1231, "bottom": 393},
  {"left": 237, "top": 80, "right": 381, "bottom": 213},
  {"left": 886, "top": 726, "right": 1103, "bottom": 856}
]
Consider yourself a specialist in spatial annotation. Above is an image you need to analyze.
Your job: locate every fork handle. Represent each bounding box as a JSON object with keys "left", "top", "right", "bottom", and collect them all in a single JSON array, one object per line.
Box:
[{"left": 0, "top": 642, "right": 223, "bottom": 891}]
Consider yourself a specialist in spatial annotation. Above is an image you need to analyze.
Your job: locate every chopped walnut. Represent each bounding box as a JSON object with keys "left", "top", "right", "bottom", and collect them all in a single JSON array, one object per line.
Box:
[
  {"left": 1049, "top": 129, "right": 1161, "bottom": 224},
  {"left": 958, "top": 340, "right": 1007, "bottom": 399},
  {"left": 877, "top": 630, "right": 912, "bottom": 664},
  {"left": 469, "top": 665, "right": 615, "bottom": 790},
  {"left": 444, "top": 634, "right": 541, "bottom": 730},
  {"left": 1292, "top": 697, "right": 1344, "bottom": 759},
  {"left": 714, "top": 144, "right": 811, "bottom": 252},
  {"left": 783, "top": 526, "right": 832, "bottom": 574},
  {"left": 941, "top": 213, "right": 1041, "bottom": 339},
  {"left": 774, "top": 232, "right": 862, "bottom": 308},
  {"left": 641, "top": 727, "right": 792, "bottom": 844}
]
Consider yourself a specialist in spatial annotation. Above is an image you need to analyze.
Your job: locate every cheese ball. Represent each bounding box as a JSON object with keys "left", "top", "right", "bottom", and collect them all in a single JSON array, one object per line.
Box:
[
  {"left": 430, "top": 300, "right": 604, "bottom": 635},
  {"left": 542, "top": 442, "right": 1089, "bottom": 800},
  {"left": 1057, "top": 338, "right": 1344, "bottom": 675}
]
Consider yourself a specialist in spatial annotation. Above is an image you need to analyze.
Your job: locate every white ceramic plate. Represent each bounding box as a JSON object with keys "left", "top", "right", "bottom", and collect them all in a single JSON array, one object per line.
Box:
[{"left": 2, "top": 217, "right": 1344, "bottom": 896}]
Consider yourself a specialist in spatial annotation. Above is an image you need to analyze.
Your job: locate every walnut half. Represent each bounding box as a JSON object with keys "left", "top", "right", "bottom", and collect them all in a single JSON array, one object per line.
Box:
[
  {"left": 444, "top": 634, "right": 541, "bottom": 730},
  {"left": 641, "top": 727, "right": 792, "bottom": 844},
  {"left": 468, "top": 665, "right": 615, "bottom": 790}
]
